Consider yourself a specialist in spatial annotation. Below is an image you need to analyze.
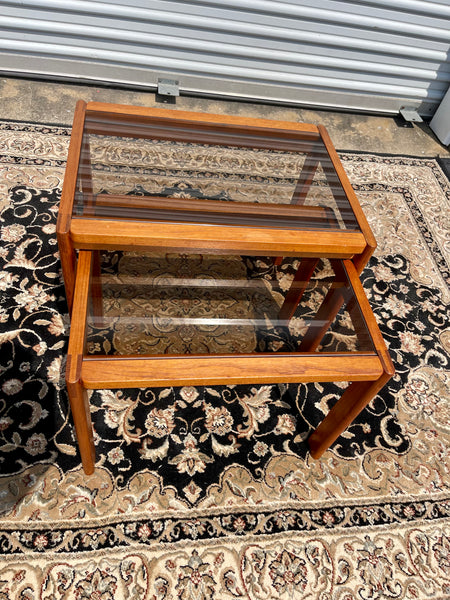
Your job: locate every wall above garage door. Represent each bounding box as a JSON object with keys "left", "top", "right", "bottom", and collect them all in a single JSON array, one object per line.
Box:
[{"left": 1, "top": 0, "right": 449, "bottom": 116}]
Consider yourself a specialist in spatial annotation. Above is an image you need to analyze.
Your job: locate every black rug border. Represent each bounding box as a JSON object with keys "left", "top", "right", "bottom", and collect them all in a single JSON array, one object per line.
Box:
[
  {"left": 2, "top": 492, "right": 449, "bottom": 554},
  {"left": 0, "top": 117, "right": 72, "bottom": 130}
]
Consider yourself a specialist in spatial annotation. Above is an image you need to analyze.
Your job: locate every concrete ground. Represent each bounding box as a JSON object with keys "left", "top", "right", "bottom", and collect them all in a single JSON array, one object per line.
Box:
[{"left": 1, "top": 76, "right": 449, "bottom": 157}]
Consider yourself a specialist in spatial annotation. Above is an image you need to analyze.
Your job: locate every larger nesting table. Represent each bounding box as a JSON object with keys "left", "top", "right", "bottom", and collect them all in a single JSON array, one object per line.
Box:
[{"left": 57, "top": 101, "right": 393, "bottom": 474}]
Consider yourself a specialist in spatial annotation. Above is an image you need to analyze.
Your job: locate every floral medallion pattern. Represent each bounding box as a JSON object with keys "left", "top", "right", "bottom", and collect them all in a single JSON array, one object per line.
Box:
[{"left": 0, "top": 120, "right": 449, "bottom": 596}]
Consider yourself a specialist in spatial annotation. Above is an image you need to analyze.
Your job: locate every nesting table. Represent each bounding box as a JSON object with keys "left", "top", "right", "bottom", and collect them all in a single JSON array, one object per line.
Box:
[{"left": 57, "top": 101, "right": 394, "bottom": 475}]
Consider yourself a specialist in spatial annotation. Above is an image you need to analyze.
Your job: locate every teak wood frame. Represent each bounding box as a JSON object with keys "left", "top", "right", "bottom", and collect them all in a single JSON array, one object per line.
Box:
[
  {"left": 58, "top": 101, "right": 392, "bottom": 474},
  {"left": 66, "top": 252, "right": 393, "bottom": 475},
  {"left": 57, "top": 101, "right": 376, "bottom": 314}
]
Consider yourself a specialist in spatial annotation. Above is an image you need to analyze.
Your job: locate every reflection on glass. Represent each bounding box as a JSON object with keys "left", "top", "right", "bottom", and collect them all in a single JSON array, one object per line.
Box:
[
  {"left": 85, "top": 253, "right": 374, "bottom": 357},
  {"left": 72, "top": 114, "right": 359, "bottom": 231}
]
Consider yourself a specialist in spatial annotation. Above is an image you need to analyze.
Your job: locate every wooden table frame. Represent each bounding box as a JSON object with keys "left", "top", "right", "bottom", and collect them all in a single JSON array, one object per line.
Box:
[
  {"left": 57, "top": 101, "right": 377, "bottom": 314},
  {"left": 66, "top": 252, "right": 393, "bottom": 475},
  {"left": 57, "top": 101, "right": 392, "bottom": 474}
]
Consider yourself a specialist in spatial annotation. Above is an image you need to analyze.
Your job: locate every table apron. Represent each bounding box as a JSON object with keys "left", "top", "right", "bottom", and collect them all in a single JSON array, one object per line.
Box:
[
  {"left": 70, "top": 219, "right": 367, "bottom": 257},
  {"left": 81, "top": 354, "right": 383, "bottom": 389}
]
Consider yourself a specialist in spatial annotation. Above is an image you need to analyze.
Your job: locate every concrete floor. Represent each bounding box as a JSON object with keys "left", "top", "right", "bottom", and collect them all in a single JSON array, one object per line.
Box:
[{"left": 1, "top": 76, "right": 449, "bottom": 157}]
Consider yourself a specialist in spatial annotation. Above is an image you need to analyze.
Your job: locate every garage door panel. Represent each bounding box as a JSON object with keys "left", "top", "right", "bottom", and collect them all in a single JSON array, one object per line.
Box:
[{"left": 1, "top": 0, "right": 449, "bottom": 115}]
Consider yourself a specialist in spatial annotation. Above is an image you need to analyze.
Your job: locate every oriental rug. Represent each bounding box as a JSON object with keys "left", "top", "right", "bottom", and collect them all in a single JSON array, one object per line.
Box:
[{"left": 0, "top": 119, "right": 449, "bottom": 599}]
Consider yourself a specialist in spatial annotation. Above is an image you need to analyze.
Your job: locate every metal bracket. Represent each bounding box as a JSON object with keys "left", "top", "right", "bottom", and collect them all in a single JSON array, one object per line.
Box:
[
  {"left": 157, "top": 79, "right": 180, "bottom": 97},
  {"left": 399, "top": 106, "right": 423, "bottom": 123}
]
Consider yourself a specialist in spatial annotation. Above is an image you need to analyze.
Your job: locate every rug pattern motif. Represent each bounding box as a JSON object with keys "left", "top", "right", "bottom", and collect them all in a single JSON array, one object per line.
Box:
[{"left": 0, "top": 121, "right": 449, "bottom": 598}]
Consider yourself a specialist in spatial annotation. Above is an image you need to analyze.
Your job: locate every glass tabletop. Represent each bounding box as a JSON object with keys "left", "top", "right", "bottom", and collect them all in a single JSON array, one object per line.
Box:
[
  {"left": 85, "top": 254, "right": 374, "bottom": 357},
  {"left": 72, "top": 111, "right": 360, "bottom": 232}
]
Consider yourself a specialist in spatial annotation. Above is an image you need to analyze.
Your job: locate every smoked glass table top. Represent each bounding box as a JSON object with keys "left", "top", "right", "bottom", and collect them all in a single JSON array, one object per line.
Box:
[
  {"left": 85, "top": 254, "right": 374, "bottom": 359},
  {"left": 72, "top": 110, "right": 361, "bottom": 232}
]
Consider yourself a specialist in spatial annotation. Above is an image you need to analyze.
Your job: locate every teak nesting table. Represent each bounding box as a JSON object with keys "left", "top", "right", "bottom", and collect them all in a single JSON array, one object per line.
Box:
[{"left": 57, "top": 101, "right": 394, "bottom": 475}]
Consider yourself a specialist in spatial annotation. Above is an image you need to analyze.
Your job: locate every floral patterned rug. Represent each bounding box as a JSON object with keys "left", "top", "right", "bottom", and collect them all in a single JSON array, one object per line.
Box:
[{"left": 0, "top": 119, "right": 449, "bottom": 598}]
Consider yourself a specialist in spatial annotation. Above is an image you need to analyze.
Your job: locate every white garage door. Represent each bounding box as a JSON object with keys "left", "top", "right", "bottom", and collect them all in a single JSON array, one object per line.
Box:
[{"left": 1, "top": 0, "right": 449, "bottom": 116}]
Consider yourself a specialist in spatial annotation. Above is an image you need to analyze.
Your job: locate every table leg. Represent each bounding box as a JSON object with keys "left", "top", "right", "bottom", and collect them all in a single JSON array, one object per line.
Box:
[
  {"left": 308, "top": 371, "right": 392, "bottom": 459},
  {"left": 91, "top": 250, "right": 104, "bottom": 326},
  {"left": 57, "top": 232, "right": 77, "bottom": 314},
  {"left": 273, "top": 155, "right": 320, "bottom": 266},
  {"left": 273, "top": 256, "right": 283, "bottom": 267},
  {"left": 57, "top": 100, "right": 87, "bottom": 314},
  {"left": 296, "top": 289, "right": 347, "bottom": 353},
  {"left": 291, "top": 156, "right": 320, "bottom": 206},
  {"left": 278, "top": 258, "right": 319, "bottom": 321},
  {"left": 66, "top": 379, "right": 96, "bottom": 475},
  {"left": 65, "top": 250, "right": 96, "bottom": 474}
]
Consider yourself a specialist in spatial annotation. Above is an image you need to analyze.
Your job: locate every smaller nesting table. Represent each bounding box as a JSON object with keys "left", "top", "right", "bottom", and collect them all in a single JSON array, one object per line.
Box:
[{"left": 66, "top": 251, "right": 393, "bottom": 475}]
